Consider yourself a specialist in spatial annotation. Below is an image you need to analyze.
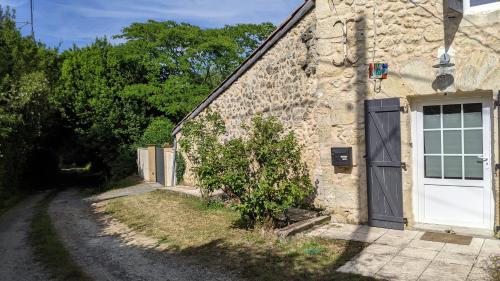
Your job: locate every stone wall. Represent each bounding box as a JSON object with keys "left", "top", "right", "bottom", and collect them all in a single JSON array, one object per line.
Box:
[
  {"left": 177, "top": 0, "right": 500, "bottom": 228},
  {"left": 313, "top": 0, "right": 500, "bottom": 226},
  {"left": 179, "top": 10, "right": 320, "bottom": 186}
]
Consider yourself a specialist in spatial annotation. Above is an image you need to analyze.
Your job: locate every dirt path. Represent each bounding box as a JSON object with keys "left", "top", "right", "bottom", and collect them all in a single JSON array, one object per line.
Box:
[
  {"left": 87, "top": 182, "right": 161, "bottom": 203},
  {"left": 0, "top": 193, "right": 52, "bottom": 281},
  {"left": 49, "top": 189, "right": 238, "bottom": 281}
]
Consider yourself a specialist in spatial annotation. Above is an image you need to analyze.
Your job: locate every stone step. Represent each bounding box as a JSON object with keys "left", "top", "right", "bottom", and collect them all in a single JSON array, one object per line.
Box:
[{"left": 275, "top": 215, "right": 331, "bottom": 240}]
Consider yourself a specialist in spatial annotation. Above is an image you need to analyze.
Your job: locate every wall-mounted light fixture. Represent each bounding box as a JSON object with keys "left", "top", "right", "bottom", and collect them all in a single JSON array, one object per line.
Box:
[
  {"left": 432, "top": 52, "right": 455, "bottom": 91},
  {"left": 433, "top": 53, "right": 455, "bottom": 77}
]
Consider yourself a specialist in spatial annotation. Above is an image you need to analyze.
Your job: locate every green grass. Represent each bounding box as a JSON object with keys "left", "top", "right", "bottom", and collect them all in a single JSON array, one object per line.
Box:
[
  {"left": 105, "top": 190, "right": 375, "bottom": 281},
  {"left": 29, "top": 192, "right": 92, "bottom": 281},
  {"left": 104, "top": 175, "right": 142, "bottom": 191}
]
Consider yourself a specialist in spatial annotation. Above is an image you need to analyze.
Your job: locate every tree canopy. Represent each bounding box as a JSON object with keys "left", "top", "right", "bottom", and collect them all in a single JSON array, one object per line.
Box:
[
  {"left": 0, "top": 4, "right": 275, "bottom": 197},
  {"left": 0, "top": 6, "right": 60, "bottom": 200}
]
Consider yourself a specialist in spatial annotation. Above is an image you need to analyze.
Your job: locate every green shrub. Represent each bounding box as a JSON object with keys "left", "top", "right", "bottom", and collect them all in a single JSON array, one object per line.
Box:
[
  {"left": 179, "top": 111, "right": 226, "bottom": 201},
  {"left": 180, "top": 113, "right": 313, "bottom": 227},
  {"left": 139, "top": 118, "right": 175, "bottom": 147},
  {"left": 109, "top": 146, "right": 137, "bottom": 182},
  {"left": 230, "top": 116, "right": 313, "bottom": 226}
]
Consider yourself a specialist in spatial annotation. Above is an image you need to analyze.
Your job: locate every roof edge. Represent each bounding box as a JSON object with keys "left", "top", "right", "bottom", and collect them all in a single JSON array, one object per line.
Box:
[{"left": 172, "top": 0, "right": 315, "bottom": 136}]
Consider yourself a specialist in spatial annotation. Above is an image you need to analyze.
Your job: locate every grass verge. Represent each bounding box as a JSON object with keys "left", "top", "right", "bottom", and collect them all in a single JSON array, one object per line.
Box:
[
  {"left": 104, "top": 175, "right": 142, "bottom": 191},
  {"left": 29, "top": 192, "right": 92, "bottom": 281},
  {"left": 105, "top": 190, "right": 375, "bottom": 281}
]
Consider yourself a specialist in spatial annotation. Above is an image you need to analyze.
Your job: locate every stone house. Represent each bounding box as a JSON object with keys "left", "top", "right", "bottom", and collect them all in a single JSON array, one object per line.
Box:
[{"left": 172, "top": 0, "right": 500, "bottom": 235}]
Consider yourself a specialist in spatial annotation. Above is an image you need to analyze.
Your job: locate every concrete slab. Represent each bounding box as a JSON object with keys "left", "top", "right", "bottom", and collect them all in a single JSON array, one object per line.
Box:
[
  {"left": 337, "top": 253, "right": 394, "bottom": 276},
  {"left": 434, "top": 251, "right": 477, "bottom": 266},
  {"left": 352, "top": 225, "right": 388, "bottom": 235},
  {"left": 399, "top": 247, "right": 439, "bottom": 260},
  {"left": 306, "top": 223, "right": 500, "bottom": 280},
  {"left": 479, "top": 238, "right": 500, "bottom": 256},
  {"left": 413, "top": 223, "right": 494, "bottom": 238},
  {"left": 408, "top": 232, "right": 445, "bottom": 251},
  {"left": 474, "top": 255, "right": 491, "bottom": 268},
  {"left": 385, "top": 229, "right": 420, "bottom": 237},
  {"left": 374, "top": 231, "right": 419, "bottom": 247},
  {"left": 441, "top": 237, "right": 484, "bottom": 256},
  {"left": 361, "top": 244, "right": 400, "bottom": 256},
  {"left": 320, "top": 229, "right": 384, "bottom": 243},
  {"left": 375, "top": 256, "right": 430, "bottom": 281},
  {"left": 466, "top": 266, "right": 489, "bottom": 281},
  {"left": 419, "top": 261, "right": 472, "bottom": 281}
]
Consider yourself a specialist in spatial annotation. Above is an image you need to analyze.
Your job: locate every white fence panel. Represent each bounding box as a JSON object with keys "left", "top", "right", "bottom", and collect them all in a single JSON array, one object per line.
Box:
[{"left": 137, "top": 148, "right": 149, "bottom": 180}]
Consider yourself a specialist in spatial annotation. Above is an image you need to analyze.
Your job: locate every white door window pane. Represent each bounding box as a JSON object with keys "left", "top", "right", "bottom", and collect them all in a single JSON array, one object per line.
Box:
[
  {"left": 443, "top": 104, "right": 461, "bottom": 128},
  {"left": 464, "top": 130, "right": 483, "bottom": 154},
  {"left": 463, "top": 103, "right": 482, "bottom": 128},
  {"left": 464, "top": 156, "right": 483, "bottom": 179},
  {"left": 444, "top": 156, "right": 462, "bottom": 179},
  {"left": 423, "top": 106, "right": 441, "bottom": 129},
  {"left": 471, "top": 0, "right": 500, "bottom": 6},
  {"left": 443, "top": 130, "right": 462, "bottom": 154},
  {"left": 425, "top": 156, "right": 442, "bottom": 178},
  {"left": 425, "top": 131, "right": 441, "bottom": 154}
]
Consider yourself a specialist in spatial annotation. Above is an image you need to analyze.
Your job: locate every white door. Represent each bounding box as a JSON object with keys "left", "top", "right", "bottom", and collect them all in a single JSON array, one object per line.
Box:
[{"left": 415, "top": 98, "right": 494, "bottom": 230}]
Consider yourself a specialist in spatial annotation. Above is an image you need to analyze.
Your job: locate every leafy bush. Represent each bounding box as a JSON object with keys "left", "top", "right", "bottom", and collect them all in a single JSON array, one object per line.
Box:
[
  {"left": 139, "top": 118, "right": 175, "bottom": 147},
  {"left": 180, "top": 113, "right": 313, "bottom": 227},
  {"left": 108, "top": 146, "right": 137, "bottom": 182},
  {"left": 179, "top": 111, "right": 226, "bottom": 201},
  {"left": 230, "top": 116, "right": 313, "bottom": 226}
]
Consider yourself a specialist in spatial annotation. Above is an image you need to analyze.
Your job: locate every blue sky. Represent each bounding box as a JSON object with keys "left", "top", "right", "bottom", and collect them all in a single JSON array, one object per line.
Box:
[{"left": 0, "top": 0, "right": 303, "bottom": 50}]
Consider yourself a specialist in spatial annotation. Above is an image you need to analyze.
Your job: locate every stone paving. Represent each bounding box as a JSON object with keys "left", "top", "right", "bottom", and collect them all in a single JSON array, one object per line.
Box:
[{"left": 306, "top": 223, "right": 500, "bottom": 281}]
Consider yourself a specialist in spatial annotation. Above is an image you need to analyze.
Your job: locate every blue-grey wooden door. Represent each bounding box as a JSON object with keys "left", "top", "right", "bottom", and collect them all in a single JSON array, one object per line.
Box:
[
  {"left": 155, "top": 147, "right": 165, "bottom": 186},
  {"left": 365, "top": 98, "right": 404, "bottom": 230}
]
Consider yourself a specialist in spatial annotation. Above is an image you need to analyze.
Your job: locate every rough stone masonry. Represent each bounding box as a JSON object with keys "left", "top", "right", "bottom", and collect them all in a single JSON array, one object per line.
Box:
[{"left": 177, "top": 0, "right": 500, "bottom": 229}]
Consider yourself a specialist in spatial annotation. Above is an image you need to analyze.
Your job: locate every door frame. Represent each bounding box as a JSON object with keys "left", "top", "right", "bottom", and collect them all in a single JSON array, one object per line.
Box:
[{"left": 411, "top": 95, "right": 494, "bottom": 230}]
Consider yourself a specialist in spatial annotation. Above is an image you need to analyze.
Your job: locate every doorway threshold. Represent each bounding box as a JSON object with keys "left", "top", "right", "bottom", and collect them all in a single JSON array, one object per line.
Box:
[{"left": 412, "top": 223, "right": 493, "bottom": 238}]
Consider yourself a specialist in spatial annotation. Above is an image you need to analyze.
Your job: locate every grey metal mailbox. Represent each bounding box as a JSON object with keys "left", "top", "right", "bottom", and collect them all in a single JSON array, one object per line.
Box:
[{"left": 331, "top": 147, "right": 352, "bottom": 166}]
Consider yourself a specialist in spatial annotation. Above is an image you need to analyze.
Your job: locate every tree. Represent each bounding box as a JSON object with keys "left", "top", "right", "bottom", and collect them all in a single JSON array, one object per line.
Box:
[
  {"left": 0, "top": 6, "right": 60, "bottom": 201},
  {"left": 55, "top": 20, "right": 275, "bottom": 181}
]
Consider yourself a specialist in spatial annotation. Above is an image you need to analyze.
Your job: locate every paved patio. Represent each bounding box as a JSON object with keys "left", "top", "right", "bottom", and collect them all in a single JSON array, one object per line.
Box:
[{"left": 306, "top": 223, "right": 500, "bottom": 281}]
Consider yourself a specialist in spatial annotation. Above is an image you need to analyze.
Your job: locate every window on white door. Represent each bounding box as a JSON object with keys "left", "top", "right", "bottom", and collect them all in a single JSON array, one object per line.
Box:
[
  {"left": 423, "top": 103, "right": 484, "bottom": 180},
  {"left": 465, "top": 0, "right": 500, "bottom": 13},
  {"left": 471, "top": 0, "right": 500, "bottom": 6}
]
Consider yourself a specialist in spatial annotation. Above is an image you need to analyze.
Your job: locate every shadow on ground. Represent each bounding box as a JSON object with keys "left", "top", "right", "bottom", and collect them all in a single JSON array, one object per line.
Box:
[
  {"left": 176, "top": 238, "right": 377, "bottom": 281},
  {"left": 87, "top": 194, "right": 377, "bottom": 281}
]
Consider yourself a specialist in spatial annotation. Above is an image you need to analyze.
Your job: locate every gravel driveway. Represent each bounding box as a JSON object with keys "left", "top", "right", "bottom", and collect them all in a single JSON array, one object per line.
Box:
[
  {"left": 49, "top": 189, "right": 238, "bottom": 281},
  {"left": 0, "top": 193, "right": 52, "bottom": 281}
]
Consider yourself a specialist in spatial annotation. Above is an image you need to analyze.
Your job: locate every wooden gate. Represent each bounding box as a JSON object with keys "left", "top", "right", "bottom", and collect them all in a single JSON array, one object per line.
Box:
[
  {"left": 155, "top": 147, "right": 165, "bottom": 186},
  {"left": 365, "top": 98, "right": 404, "bottom": 230}
]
